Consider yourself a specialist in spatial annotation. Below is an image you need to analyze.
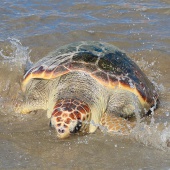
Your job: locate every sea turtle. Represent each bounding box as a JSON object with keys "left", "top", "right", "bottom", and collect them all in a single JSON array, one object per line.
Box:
[{"left": 15, "top": 41, "right": 158, "bottom": 139}]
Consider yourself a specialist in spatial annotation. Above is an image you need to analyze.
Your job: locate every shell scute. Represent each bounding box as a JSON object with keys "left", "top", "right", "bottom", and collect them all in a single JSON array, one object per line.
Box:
[
  {"left": 119, "top": 77, "right": 134, "bottom": 88},
  {"left": 28, "top": 66, "right": 45, "bottom": 78},
  {"left": 34, "top": 65, "right": 45, "bottom": 73},
  {"left": 65, "top": 61, "right": 97, "bottom": 73},
  {"left": 108, "top": 75, "right": 119, "bottom": 87},
  {"left": 98, "top": 57, "right": 114, "bottom": 72},
  {"left": 72, "top": 52, "right": 98, "bottom": 63},
  {"left": 53, "top": 65, "right": 69, "bottom": 75},
  {"left": 135, "top": 83, "right": 147, "bottom": 101}
]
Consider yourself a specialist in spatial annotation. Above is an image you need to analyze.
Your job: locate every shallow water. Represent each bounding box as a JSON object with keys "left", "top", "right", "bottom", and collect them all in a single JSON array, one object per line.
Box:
[{"left": 0, "top": 0, "right": 170, "bottom": 169}]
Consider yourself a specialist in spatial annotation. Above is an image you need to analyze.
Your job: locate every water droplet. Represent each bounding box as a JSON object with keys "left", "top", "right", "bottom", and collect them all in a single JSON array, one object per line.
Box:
[
  {"left": 164, "top": 121, "right": 167, "bottom": 127},
  {"left": 165, "top": 112, "right": 169, "bottom": 117}
]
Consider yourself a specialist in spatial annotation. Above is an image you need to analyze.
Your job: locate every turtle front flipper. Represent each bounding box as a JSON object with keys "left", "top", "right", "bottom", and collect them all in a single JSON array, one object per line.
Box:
[
  {"left": 14, "top": 101, "right": 31, "bottom": 114},
  {"left": 14, "top": 99, "right": 47, "bottom": 114},
  {"left": 15, "top": 78, "right": 50, "bottom": 114},
  {"left": 100, "top": 113, "right": 135, "bottom": 135}
]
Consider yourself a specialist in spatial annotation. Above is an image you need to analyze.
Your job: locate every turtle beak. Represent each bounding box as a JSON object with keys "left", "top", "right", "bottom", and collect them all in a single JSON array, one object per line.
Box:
[
  {"left": 50, "top": 117, "right": 82, "bottom": 138},
  {"left": 56, "top": 127, "right": 70, "bottom": 139},
  {"left": 50, "top": 116, "right": 77, "bottom": 139},
  {"left": 57, "top": 121, "right": 82, "bottom": 138},
  {"left": 51, "top": 120, "right": 71, "bottom": 139}
]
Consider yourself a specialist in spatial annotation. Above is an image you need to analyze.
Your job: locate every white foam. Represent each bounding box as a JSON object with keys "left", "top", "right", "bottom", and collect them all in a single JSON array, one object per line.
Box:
[
  {"left": 0, "top": 38, "right": 31, "bottom": 68},
  {"left": 129, "top": 121, "right": 170, "bottom": 150}
]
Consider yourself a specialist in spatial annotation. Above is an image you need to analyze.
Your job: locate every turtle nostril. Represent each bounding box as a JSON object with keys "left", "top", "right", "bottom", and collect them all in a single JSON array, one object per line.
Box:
[{"left": 58, "top": 128, "right": 65, "bottom": 133}]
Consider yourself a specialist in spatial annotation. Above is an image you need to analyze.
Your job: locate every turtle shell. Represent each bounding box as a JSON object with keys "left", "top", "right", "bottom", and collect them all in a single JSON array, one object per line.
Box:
[{"left": 23, "top": 41, "right": 158, "bottom": 106}]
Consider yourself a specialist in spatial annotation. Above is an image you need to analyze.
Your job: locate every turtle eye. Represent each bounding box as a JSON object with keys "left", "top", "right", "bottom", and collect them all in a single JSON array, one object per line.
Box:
[{"left": 70, "top": 121, "right": 82, "bottom": 133}]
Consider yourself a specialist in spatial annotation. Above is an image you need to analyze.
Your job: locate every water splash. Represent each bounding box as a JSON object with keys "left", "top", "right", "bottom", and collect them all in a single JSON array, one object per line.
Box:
[
  {"left": 130, "top": 93, "right": 170, "bottom": 150},
  {"left": 0, "top": 38, "right": 31, "bottom": 69},
  {"left": 0, "top": 38, "right": 31, "bottom": 112},
  {"left": 130, "top": 122, "right": 170, "bottom": 150}
]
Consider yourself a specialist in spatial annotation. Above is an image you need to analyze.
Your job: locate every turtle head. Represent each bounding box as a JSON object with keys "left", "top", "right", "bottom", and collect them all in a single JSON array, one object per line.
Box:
[{"left": 50, "top": 99, "right": 91, "bottom": 139}]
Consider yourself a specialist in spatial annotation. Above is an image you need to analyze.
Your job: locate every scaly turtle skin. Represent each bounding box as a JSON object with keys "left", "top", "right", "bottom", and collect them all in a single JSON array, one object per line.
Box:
[{"left": 15, "top": 41, "right": 158, "bottom": 138}]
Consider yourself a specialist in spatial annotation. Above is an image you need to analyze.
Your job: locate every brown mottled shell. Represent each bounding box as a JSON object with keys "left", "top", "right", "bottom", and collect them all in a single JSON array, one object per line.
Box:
[{"left": 22, "top": 41, "right": 157, "bottom": 106}]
